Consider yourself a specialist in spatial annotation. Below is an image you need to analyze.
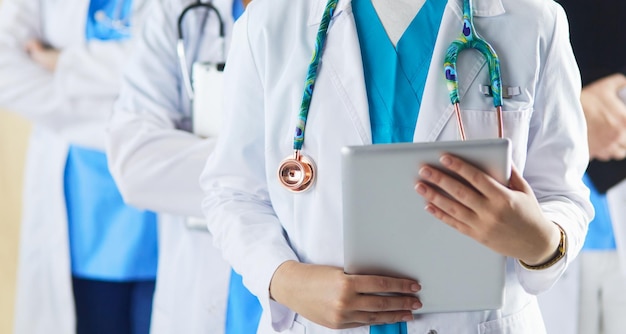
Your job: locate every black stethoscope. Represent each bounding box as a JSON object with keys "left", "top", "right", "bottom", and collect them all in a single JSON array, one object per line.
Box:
[{"left": 176, "top": 0, "right": 226, "bottom": 101}]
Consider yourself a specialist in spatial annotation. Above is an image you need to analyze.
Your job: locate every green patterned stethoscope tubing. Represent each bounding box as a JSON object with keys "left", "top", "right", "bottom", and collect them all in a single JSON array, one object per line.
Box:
[
  {"left": 444, "top": 0, "right": 504, "bottom": 139},
  {"left": 293, "top": 0, "right": 339, "bottom": 151},
  {"left": 278, "top": 0, "right": 338, "bottom": 193}
]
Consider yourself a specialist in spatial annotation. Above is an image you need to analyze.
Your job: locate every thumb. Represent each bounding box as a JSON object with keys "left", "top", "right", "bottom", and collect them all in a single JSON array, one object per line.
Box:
[{"left": 508, "top": 164, "right": 532, "bottom": 194}]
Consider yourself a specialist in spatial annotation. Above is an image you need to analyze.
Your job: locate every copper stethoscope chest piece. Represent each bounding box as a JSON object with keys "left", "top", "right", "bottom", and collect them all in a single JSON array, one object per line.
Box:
[
  {"left": 278, "top": 151, "right": 316, "bottom": 192},
  {"left": 277, "top": 0, "right": 336, "bottom": 193}
]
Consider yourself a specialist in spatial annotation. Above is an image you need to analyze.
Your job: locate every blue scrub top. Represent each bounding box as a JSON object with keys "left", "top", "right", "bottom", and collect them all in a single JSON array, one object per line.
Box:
[
  {"left": 582, "top": 173, "right": 616, "bottom": 250},
  {"left": 65, "top": 146, "right": 158, "bottom": 280},
  {"left": 63, "top": 0, "right": 158, "bottom": 281},
  {"left": 353, "top": 0, "right": 446, "bottom": 332}
]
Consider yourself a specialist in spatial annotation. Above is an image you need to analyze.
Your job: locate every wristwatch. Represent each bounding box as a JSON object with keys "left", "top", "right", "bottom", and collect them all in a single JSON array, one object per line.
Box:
[{"left": 519, "top": 224, "right": 567, "bottom": 271}]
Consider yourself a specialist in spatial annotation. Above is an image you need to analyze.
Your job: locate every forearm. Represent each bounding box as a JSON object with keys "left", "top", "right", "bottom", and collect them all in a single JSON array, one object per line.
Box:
[{"left": 107, "top": 110, "right": 214, "bottom": 217}]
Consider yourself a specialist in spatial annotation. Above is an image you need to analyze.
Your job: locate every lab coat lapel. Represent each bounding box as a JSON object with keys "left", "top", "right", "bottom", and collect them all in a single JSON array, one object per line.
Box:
[
  {"left": 306, "top": 0, "right": 506, "bottom": 145},
  {"left": 309, "top": 0, "right": 372, "bottom": 145},
  {"left": 414, "top": 0, "right": 505, "bottom": 142}
]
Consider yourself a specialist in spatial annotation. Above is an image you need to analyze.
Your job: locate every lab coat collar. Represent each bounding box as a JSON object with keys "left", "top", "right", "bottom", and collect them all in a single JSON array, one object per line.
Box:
[
  {"left": 306, "top": 0, "right": 506, "bottom": 144},
  {"left": 307, "top": 0, "right": 505, "bottom": 26}
]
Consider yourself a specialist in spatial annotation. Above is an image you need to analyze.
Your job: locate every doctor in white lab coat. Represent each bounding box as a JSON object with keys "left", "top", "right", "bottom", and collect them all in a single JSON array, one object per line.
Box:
[
  {"left": 106, "top": 0, "right": 258, "bottom": 333},
  {"left": 201, "top": 0, "right": 593, "bottom": 333},
  {"left": 0, "top": 0, "right": 153, "bottom": 333}
]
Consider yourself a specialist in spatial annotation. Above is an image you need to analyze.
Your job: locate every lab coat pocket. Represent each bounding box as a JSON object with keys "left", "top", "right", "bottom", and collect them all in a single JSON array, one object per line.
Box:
[
  {"left": 478, "top": 302, "right": 546, "bottom": 334},
  {"left": 460, "top": 108, "right": 532, "bottom": 168}
]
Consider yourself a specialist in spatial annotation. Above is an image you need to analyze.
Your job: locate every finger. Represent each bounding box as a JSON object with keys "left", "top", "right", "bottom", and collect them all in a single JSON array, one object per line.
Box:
[
  {"left": 611, "top": 147, "right": 626, "bottom": 160},
  {"left": 333, "top": 323, "right": 362, "bottom": 329},
  {"left": 611, "top": 140, "right": 626, "bottom": 159},
  {"left": 424, "top": 202, "right": 475, "bottom": 237},
  {"left": 353, "top": 294, "right": 422, "bottom": 312},
  {"left": 350, "top": 275, "right": 420, "bottom": 294},
  {"left": 602, "top": 144, "right": 626, "bottom": 161},
  {"left": 617, "top": 132, "right": 626, "bottom": 148},
  {"left": 348, "top": 310, "right": 414, "bottom": 325},
  {"left": 438, "top": 154, "right": 507, "bottom": 198},
  {"left": 593, "top": 152, "right": 613, "bottom": 162},
  {"left": 507, "top": 165, "right": 532, "bottom": 194},
  {"left": 415, "top": 180, "right": 478, "bottom": 223},
  {"left": 607, "top": 73, "right": 626, "bottom": 87},
  {"left": 417, "top": 166, "right": 485, "bottom": 212}
]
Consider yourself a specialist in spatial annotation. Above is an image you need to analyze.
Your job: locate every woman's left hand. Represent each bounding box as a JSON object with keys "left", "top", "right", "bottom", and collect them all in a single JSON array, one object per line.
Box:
[
  {"left": 25, "top": 39, "right": 60, "bottom": 72},
  {"left": 415, "top": 154, "right": 561, "bottom": 266}
]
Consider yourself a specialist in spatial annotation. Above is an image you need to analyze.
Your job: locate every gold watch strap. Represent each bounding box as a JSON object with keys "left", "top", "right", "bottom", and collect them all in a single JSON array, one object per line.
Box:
[{"left": 519, "top": 224, "right": 567, "bottom": 271}]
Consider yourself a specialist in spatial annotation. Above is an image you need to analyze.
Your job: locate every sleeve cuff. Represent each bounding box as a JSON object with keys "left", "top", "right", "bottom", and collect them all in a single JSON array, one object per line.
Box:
[
  {"left": 516, "top": 250, "right": 567, "bottom": 295},
  {"left": 247, "top": 255, "right": 299, "bottom": 332},
  {"left": 516, "top": 210, "right": 583, "bottom": 295}
]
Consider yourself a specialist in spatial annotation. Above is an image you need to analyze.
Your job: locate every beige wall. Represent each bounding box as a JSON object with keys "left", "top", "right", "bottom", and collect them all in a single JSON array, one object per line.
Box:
[
  {"left": 0, "top": 0, "right": 29, "bottom": 331},
  {"left": 0, "top": 110, "right": 30, "bottom": 334}
]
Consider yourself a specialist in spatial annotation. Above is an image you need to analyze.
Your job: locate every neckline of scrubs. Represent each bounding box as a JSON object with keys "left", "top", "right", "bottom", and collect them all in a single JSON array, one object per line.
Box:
[{"left": 352, "top": 0, "right": 447, "bottom": 144}]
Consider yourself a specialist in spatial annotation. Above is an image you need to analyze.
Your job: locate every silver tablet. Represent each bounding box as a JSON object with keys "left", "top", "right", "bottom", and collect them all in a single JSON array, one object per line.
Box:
[{"left": 341, "top": 138, "right": 511, "bottom": 314}]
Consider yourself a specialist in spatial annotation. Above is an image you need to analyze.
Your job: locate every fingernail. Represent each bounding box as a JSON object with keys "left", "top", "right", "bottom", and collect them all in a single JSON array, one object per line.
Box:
[
  {"left": 425, "top": 205, "right": 435, "bottom": 214},
  {"left": 440, "top": 156, "right": 452, "bottom": 166},
  {"left": 412, "top": 302, "right": 421, "bottom": 310},
  {"left": 415, "top": 184, "right": 427, "bottom": 195},
  {"left": 402, "top": 314, "right": 414, "bottom": 322},
  {"left": 419, "top": 167, "right": 432, "bottom": 178},
  {"left": 410, "top": 283, "right": 420, "bottom": 292}
]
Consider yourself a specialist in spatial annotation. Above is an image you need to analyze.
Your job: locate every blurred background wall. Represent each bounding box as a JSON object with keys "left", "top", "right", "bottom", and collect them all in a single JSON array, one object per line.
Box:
[
  {"left": 0, "top": 107, "right": 31, "bottom": 332},
  {"left": 1, "top": 1, "right": 31, "bottom": 333}
]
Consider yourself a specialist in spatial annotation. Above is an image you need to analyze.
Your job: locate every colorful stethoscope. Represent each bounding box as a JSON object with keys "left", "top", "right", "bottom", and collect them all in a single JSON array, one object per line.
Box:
[
  {"left": 278, "top": 0, "right": 504, "bottom": 192},
  {"left": 444, "top": 0, "right": 503, "bottom": 140},
  {"left": 176, "top": 0, "right": 226, "bottom": 101}
]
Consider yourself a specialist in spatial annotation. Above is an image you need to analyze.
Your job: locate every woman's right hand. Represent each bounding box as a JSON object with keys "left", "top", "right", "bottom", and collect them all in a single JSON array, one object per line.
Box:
[
  {"left": 269, "top": 260, "right": 422, "bottom": 329},
  {"left": 581, "top": 73, "right": 626, "bottom": 161}
]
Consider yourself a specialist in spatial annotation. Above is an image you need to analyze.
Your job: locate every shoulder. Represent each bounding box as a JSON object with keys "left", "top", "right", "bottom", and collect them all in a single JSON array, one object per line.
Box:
[
  {"left": 237, "top": 0, "right": 316, "bottom": 53},
  {"left": 501, "top": 0, "right": 567, "bottom": 25},
  {"left": 247, "top": 0, "right": 312, "bottom": 19},
  {"left": 498, "top": 0, "right": 570, "bottom": 51},
  {"left": 244, "top": 0, "right": 314, "bottom": 32}
]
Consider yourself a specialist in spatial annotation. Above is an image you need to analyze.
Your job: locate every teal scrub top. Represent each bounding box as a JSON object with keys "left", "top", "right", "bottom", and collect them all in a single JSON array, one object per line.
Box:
[
  {"left": 353, "top": 0, "right": 447, "bottom": 144},
  {"left": 353, "top": 0, "right": 446, "bottom": 332}
]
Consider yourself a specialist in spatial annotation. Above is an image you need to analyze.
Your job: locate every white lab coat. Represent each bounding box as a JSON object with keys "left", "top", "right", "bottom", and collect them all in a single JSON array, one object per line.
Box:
[
  {"left": 607, "top": 182, "right": 626, "bottom": 275},
  {"left": 202, "top": 0, "right": 593, "bottom": 333},
  {"left": 539, "top": 179, "right": 626, "bottom": 334},
  {"left": 0, "top": 0, "right": 150, "bottom": 333},
  {"left": 106, "top": 0, "right": 236, "bottom": 333}
]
